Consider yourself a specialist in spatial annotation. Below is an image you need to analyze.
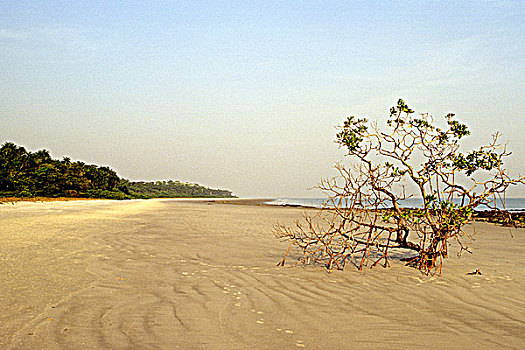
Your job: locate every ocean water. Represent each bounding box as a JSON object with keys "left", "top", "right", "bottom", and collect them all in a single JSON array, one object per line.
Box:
[{"left": 265, "top": 197, "right": 525, "bottom": 211}]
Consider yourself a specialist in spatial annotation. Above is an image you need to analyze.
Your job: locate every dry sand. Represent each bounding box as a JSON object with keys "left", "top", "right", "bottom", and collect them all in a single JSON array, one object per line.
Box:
[{"left": 0, "top": 199, "right": 523, "bottom": 349}]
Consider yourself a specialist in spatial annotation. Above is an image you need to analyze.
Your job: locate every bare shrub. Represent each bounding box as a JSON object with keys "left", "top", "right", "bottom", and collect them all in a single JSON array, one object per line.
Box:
[{"left": 275, "top": 99, "right": 524, "bottom": 275}]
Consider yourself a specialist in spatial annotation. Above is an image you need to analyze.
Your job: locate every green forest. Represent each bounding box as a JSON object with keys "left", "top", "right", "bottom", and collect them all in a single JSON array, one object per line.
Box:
[{"left": 0, "top": 142, "right": 235, "bottom": 199}]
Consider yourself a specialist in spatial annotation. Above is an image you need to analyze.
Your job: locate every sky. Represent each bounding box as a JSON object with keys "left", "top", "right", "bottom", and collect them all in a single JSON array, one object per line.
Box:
[{"left": 1, "top": 1, "right": 524, "bottom": 197}]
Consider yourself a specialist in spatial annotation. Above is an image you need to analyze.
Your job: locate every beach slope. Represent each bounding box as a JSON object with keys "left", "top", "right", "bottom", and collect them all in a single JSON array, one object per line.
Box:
[{"left": 1, "top": 199, "right": 523, "bottom": 349}]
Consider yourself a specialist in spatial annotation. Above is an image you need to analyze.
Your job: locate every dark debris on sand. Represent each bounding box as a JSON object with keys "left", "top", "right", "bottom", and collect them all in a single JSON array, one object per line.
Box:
[{"left": 473, "top": 210, "right": 525, "bottom": 228}]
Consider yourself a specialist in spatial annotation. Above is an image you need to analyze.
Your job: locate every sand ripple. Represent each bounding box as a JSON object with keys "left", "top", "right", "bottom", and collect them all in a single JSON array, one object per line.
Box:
[{"left": 1, "top": 200, "right": 524, "bottom": 349}]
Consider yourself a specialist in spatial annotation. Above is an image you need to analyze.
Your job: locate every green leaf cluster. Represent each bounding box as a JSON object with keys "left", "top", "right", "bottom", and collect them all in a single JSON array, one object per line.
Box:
[
  {"left": 453, "top": 150, "right": 501, "bottom": 176},
  {"left": 336, "top": 116, "right": 368, "bottom": 152}
]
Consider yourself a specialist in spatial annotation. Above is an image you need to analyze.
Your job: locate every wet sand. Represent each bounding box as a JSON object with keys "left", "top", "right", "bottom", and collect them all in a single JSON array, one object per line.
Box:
[{"left": 1, "top": 199, "right": 523, "bottom": 349}]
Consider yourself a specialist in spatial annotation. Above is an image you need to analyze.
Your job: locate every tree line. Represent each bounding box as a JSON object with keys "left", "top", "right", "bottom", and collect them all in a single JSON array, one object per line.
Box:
[
  {"left": 128, "top": 180, "right": 234, "bottom": 198},
  {"left": 0, "top": 142, "right": 235, "bottom": 199}
]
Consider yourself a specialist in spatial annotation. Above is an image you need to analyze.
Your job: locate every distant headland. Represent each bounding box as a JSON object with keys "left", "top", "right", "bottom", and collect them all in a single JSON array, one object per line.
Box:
[{"left": 0, "top": 142, "right": 235, "bottom": 200}]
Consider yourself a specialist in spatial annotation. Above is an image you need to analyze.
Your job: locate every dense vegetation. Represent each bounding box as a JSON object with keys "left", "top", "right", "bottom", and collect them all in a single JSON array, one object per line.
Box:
[
  {"left": 0, "top": 142, "right": 235, "bottom": 199},
  {"left": 127, "top": 180, "right": 233, "bottom": 198}
]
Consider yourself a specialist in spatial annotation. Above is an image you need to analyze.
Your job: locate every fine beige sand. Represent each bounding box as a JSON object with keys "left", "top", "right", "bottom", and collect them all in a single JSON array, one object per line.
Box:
[{"left": 1, "top": 199, "right": 523, "bottom": 349}]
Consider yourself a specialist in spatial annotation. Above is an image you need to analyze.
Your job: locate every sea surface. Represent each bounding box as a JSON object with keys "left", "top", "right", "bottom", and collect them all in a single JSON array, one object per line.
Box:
[{"left": 265, "top": 197, "right": 525, "bottom": 211}]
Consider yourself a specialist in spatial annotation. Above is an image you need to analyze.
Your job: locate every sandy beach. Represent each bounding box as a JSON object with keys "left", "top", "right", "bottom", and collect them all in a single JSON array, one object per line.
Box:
[{"left": 0, "top": 199, "right": 523, "bottom": 349}]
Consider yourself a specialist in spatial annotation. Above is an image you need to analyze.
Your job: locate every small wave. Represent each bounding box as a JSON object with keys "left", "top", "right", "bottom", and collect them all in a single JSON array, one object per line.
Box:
[
  {"left": 265, "top": 198, "right": 525, "bottom": 212},
  {"left": 264, "top": 198, "right": 325, "bottom": 208}
]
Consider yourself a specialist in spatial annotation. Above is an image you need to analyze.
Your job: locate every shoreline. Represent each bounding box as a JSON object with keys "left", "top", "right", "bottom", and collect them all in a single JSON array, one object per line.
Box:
[
  {"left": 3, "top": 196, "right": 523, "bottom": 227},
  {"left": 4, "top": 195, "right": 524, "bottom": 210},
  {"left": 0, "top": 196, "right": 270, "bottom": 204},
  {"left": 0, "top": 196, "right": 103, "bottom": 204}
]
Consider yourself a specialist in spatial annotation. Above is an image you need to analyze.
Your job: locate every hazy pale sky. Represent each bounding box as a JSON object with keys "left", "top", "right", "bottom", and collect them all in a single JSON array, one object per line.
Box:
[{"left": 1, "top": 1, "right": 524, "bottom": 197}]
